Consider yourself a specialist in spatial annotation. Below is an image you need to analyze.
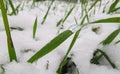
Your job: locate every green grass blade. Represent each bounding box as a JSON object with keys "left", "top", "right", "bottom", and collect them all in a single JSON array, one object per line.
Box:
[
  {"left": 64, "top": 29, "right": 81, "bottom": 59},
  {"left": 91, "top": 17, "right": 120, "bottom": 23},
  {"left": 0, "top": 0, "right": 17, "bottom": 62},
  {"left": 33, "top": 17, "right": 38, "bottom": 38},
  {"left": 91, "top": 49, "right": 117, "bottom": 68},
  {"left": 8, "top": 0, "right": 16, "bottom": 15},
  {"left": 98, "top": 49, "right": 117, "bottom": 68},
  {"left": 57, "top": 5, "right": 75, "bottom": 27},
  {"left": 88, "top": 0, "right": 99, "bottom": 11},
  {"left": 28, "top": 30, "right": 73, "bottom": 63},
  {"left": 80, "top": 15, "right": 87, "bottom": 25},
  {"left": 91, "top": 54, "right": 103, "bottom": 64},
  {"left": 57, "top": 29, "right": 81, "bottom": 74},
  {"left": 111, "top": 7, "right": 120, "bottom": 13},
  {"left": 101, "top": 28, "right": 120, "bottom": 45},
  {"left": 84, "top": 7, "right": 89, "bottom": 23},
  {"left": 115, "top": 40, "right": 120, "bottom": 44},
  {"left": 41, "top": 0, "right": 54, "bottom": 24},
  {"left": 108, "top": 0, "right": 119, "bottom": 14},
  {"left": 56, "top": 19, "right": 63, "bottom": 27},
  {"left": 15, "top": 4, "right": 21, "bottom": 14},
  {"left": 62, "top": 5, "right": 75, "bottom": 25}
]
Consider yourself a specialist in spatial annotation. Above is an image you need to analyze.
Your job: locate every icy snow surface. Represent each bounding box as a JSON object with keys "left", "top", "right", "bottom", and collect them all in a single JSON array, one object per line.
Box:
[{"left": 0, "top": 0, "right": 120, "bottom": 74}]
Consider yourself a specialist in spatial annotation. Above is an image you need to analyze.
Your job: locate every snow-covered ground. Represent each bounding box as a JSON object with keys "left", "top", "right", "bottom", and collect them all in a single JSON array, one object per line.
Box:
[{"left": 0, "top": 0, "right": 120, "bottom": 74}]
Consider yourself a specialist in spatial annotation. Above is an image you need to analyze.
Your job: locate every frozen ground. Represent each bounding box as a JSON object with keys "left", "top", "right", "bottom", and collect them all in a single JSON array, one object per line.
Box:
[{"left": 0, "top": 0, "right": 120, "bottom": 74}]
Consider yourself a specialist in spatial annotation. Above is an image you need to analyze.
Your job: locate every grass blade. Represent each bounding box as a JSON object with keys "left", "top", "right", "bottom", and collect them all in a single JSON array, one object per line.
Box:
[
  {"left": 111, "top": 7, "right": 120, "bottom": 13},
  {"left": 28, "top": 30, "right": 73, "bottom": 63},
  {"left": 8, "top": 0, "right": 16, "bottom": 15},
  {"left": 101, "top": 28, "right": 120, "bottom": 45},
  {"left": 91, "top": 54, "right": 103, "bottom": 64},
  {"left": 41, "top": 0, "right": 54, "bottom": 24},
  {"left": 0, "top": 0, "right": 17, "bottom": 62},
  {"left": 57, "top": 5, "right": 75, "bottom": 27},
  {"left": 62, "top": 5, "right": 75, "bottom": 25},
  {"left": 91, "top": 49, "right": 117, "bottom": 69},
  {"left": 57, "top": 29, "right": 81, "bottom": 74},
  {"left": 91, "top": 17, "right": 120, "bottom": 23},
  {"left": 115, "top": 40, "right": 120, "bottom": 44},
  {"left": 88, "top": 0, "right": 99, "bottom": 11},
  {"left": 108, "top": 0, "right": 119, "bottom": 14},
  {"left": 8, "top": 4, "right": 21, "bottom": 16},
  {"left": 97, "top": 49, "right": 117, "bottom": 68},
  {"left": 33, "top": 17, "right": 38, "bottom": 38},
  {"left": 56, "top": 19, "right": 63, "bottom": 27}
]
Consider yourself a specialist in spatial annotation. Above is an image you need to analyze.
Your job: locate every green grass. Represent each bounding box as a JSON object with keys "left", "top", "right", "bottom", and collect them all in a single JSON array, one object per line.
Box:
[
  {"left": 91, "top": 17, "right": 120, "bottom": 23},
  {"left": 101, "top": 28, "right": 120, "bottom": 45},
  {"left": 28, "top": 30, "right": 73, "bottom": 63},
  {"left": 0, "top": 0, "right": 120, "bottom": 74},
  {"left": 56, "top": 5, "right": 75, "bottom": 27},
  {"left": 88, "top": 0, "right": 99, "bottom": 11},
  {"left": 91, "top": 49, "right": 117, "bottom": 69},
  {"left": 33, "top": 17, "right": 38, "bottom": 38},
  {"left": 8, "top": 0, "right": 17, "bottom": 15},
  {"left": 108, "top": 0, "right": 120, "bottom": 14},
  {"left": 41, "top": 0, "right": 54, "bottom": 24},
  {"left": 0, "top": 0, "right": 17, "bottom": 62},
  {"left": 57, "top": 29, "right": 81, "bottom": 74}
]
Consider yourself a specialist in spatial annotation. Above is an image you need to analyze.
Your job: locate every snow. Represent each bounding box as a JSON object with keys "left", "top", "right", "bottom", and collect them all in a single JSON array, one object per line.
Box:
[
  {"left": 4, "top": 61, "right": 40, "bottom": 74},
  {"left": 0, "top": 0, "right": 120, "bottom": 74}
]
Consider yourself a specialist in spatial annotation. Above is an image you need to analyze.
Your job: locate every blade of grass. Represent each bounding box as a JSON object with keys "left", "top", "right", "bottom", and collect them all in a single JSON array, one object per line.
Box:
[
  {"left": 15, "top": 3, "right": 21, "bottom": 14},
  {"left": 91, "top": 17, "right": 120, "bottom": 23},
  {"left": 28, "top": 30, "right": 73, "bottom": 63},
  {"left": 88, "top": 0, "right": 99, "bottom": 11},
  {"left": 111, "top": 7, "right": 120, "bottom": 13},
  {"left": 101, "top": 28, "right": 120, "bottom": 45},
  {"left": 41, "top": 0, "right": 54, "bottom": 24},
  {"left": 56, "top": 19, "right": 63, "bottom": 27},
  {"left": 115, "top": 40, "right": 120, "bottom": 44},
  {"left": 57, "top": 29, "right": 81, "bottom": 74},
  {"left": 84, "top": 7, "right": 89, "bottom": 23},
  {"left": 108, "top": 0, "right": 119, "bottom": 14},
  {"left": 91, "top": 54, "right": 103, "bottom": 64},
  {"left": 97, "top": 49, "right": 117, "bottom": 68},
  {"left": 57, "top": 5, "right": 75, "bottom": 27},
  {"left": 91, "top": 49, "right": 117, "bottom": 68},
  {"left": 0, "top": 0, "right": 17, "bottom": 62},
  {"left": 8, "top": 0, "right": 16, "bottom": 15},
  {"left": 62, "top": 5, "right": 75, "bottom": 25},
  {"left": 8, "top": 4, "right": 21, "bottom": 16},
  {"left": 82, "top": 17, "right": 120, "bottom": 27},
  {"left": 33, "top": 17, "right": 38, "bottom": 38},
  {"left": 80, "top": 15, "right": 87, "bottom": 25}
]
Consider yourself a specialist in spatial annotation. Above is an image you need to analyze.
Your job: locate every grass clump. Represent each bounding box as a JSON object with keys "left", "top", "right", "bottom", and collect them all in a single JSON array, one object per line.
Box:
[
  {"left": 41, "top": 0, "right": 54, "bottom": 24},
  {"left": 91, "top": 49, "right": 117, "bottom": 69}
]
